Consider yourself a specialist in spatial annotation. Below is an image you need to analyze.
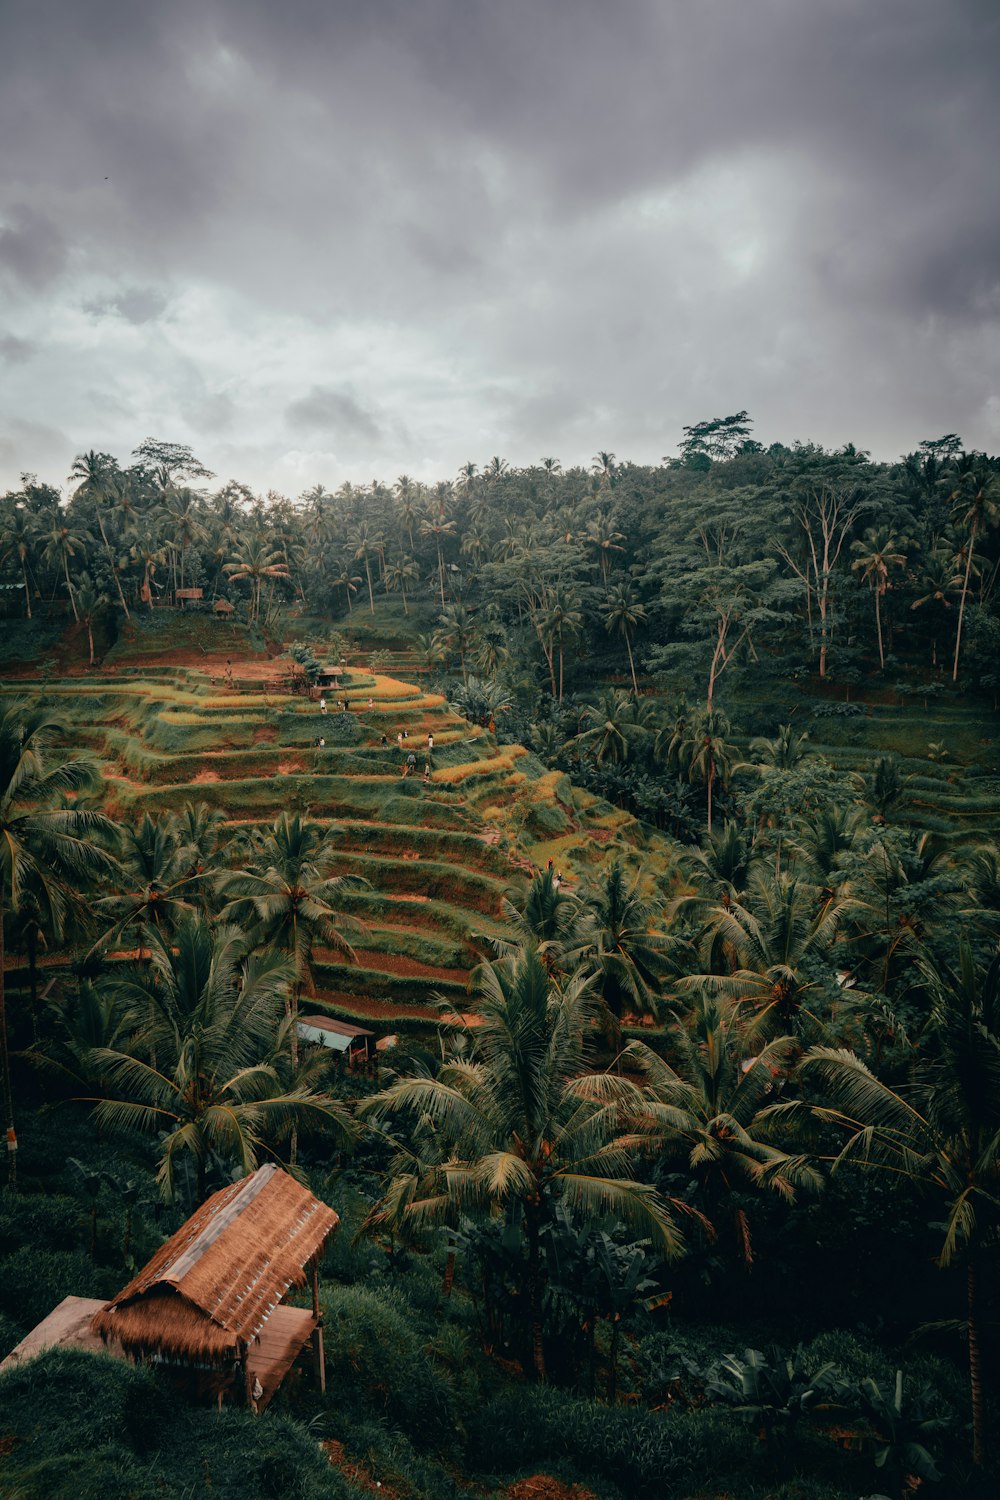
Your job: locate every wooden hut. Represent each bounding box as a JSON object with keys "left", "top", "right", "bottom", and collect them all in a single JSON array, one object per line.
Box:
[
  {"left": 297, "top": 1014, "right": 374, "bottom": 1063},
  {"left": 174, "top": 587, "right": 204, "bottom": 608},
  {"left": 213, "top": 598, "right": 235, "bottom": 617},
  {"left": 91, "top": 1164, "right": 337, "bottom": 1409}
]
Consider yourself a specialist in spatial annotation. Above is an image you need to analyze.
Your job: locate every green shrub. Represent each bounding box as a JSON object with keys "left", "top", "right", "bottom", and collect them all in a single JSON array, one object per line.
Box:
[
  {"left": 0, "top": 1349, "right": 356, "bottom": 1500},
  {"left": 0, "top": 1247, "right": 120, "bottom": 1329},
  {"left": 321, "top": 1282, "right": 457, "bottom": 1450},
  {"left": 467, "top": 1385, "right": 747, "bottom": 1498}
]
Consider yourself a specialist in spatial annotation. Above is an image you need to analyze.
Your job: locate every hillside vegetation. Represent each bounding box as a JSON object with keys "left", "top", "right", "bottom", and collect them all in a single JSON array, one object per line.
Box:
[{"left": 1, "top": 426, "right": 999, "bottom": 1497}]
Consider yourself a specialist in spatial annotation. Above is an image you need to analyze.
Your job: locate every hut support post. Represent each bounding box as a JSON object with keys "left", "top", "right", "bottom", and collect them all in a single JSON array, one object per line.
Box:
[{"left": 310, "top": 1257, "right": 326, "bottom": 1394}]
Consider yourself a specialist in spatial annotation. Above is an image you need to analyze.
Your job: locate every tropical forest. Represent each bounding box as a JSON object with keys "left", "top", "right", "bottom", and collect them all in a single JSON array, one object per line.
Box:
[{"left": 0, "top": 424, "right": 999, "bottom": 1500}]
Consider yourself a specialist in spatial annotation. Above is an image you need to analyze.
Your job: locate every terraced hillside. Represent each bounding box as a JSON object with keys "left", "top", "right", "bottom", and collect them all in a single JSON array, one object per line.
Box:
[{"left": 1, "top": 628, "right": 664, "bottom": 1038}]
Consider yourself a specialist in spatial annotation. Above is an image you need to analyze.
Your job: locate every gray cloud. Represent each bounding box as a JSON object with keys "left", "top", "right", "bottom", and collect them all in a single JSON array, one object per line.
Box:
[
  {"left": 84, "top": 286, "right": 170, "bottom": 324},
  {"left": 285, "top": 387, "right": 383, "bottom": 444},
  {"left": 0, "top": 206, "right": 67, "bottom": 290},
  {"left": 0, "top": 0, "right": 998, "bottom": 490},
  {"left": 0, "top": 334, "right": 34, "bottom": 363}
]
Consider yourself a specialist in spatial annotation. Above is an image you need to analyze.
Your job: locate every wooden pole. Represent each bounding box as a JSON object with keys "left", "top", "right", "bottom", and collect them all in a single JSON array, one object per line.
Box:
[{"left": 311, "top": 1257, "right": 326, "bottom": 1393}]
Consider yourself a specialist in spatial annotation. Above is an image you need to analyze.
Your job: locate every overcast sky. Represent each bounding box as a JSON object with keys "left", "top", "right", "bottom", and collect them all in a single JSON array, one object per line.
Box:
[{"left": 1, "top": 0, "right": 998, "bottom": 497}]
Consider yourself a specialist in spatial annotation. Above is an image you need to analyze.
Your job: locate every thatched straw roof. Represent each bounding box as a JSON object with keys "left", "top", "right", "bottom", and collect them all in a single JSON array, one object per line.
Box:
[{"left": 92, "top": 1164, "right": 338, "bottom": 1365}]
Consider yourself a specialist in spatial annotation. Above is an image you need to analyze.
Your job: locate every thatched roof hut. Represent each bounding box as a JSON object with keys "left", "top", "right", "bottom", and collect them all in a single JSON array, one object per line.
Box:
[
  {"left": 297, "top": 1015, "right": 374, "bottom": 1059},
  {"left": 91, "top": 1164, "right": 337, "bottom": 1370},
  {"left": 213, "top": 597, "right": 235, "bottom": 615}
]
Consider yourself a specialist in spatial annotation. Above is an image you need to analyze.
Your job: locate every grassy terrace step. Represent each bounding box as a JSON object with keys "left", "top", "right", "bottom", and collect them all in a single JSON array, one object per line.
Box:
[
  {"left": 308, "top": 990, "right": 469, "bottom": 1032},
  {"left": 319, "top": 851, "right": 507, "bottom": 915},
  {"left": 106, "top": 774, "right": 478, "bottom": 823},
  {"left": 314, "top": 958, "right": 469, "bottom": 1004},
  {"left": 335, "top": 889, "right": 510, "bottom": 944},
  {"left": 108, "top": 737, "right": 497, "bottom": 783}
]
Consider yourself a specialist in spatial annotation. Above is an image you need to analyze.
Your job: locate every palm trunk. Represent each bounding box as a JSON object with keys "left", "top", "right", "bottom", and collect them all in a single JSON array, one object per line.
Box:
[
  {"left": 401, "top": 580, "right": 409, "bottom": 615},
  {"left": 442, "top": 1241, "right": 457, "bottom": 1296},
  {"left": 707, "top": 756, "right": 715, "bottom": 834},
  {"left": 64, "top": 555, "right": 79, "bottom": 622},
  {"left": 608, "top": 1316, "right": 620, "bottom": 1403},
  {"left": 365, "top": 558, "right": 374, "bottom": 614},
  {"left": 953, "top": 523, "right": 977, "bottom": 682},
  {"left": 0, "top": 883, "right": 16, "bottom": 1189},
  {"left": 21, "top": 557, "right": 32, "bottom": 619},
  {"left": 526, "top": 1205, "right": 546, "bottom": 1380},
  {"left": 969, "top": 1260, "right": 985, "bottom": 1467},
  {"left": 875, "top": 588, "right": 884, "bottom": 670},
  {"left": 96, "top": 509, "right": 130, "bottom": 619},
  {"left": 625, "top": 631, "right": 638, "bottom": 695},
  {"left": 437, "top": 541, "right": 446, "bottom": 607},
  {"left": 87, "top": 618, "right": 95, "bottom": 665}
]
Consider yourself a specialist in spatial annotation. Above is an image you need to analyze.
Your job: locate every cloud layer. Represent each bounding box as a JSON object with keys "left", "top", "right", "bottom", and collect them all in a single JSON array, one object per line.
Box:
[{"left": 1, "top": 0, "right": 998, "bottom": 493}]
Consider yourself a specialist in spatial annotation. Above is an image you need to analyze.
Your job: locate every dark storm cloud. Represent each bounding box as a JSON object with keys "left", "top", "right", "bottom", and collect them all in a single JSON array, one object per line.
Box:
[
  {"left": 286, "top": 388, "right": 383, "bottom": 444},
  {"left": 0, "top": 335, "right": 34, "bottom": 364},
  {"left": 84, "top": 286, "right": 170, "bottom": 324},
  {"left": 0, "top": 0, "right": 998, "bottom": 488},
  {"left": 0, "top": 206, "right": 67, "bottom": 290}
]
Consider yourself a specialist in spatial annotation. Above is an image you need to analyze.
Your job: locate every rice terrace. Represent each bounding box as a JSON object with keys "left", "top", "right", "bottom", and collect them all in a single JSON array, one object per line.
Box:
[{"left": 3, "top": 2, "right": 1000, "bottom": 1496}]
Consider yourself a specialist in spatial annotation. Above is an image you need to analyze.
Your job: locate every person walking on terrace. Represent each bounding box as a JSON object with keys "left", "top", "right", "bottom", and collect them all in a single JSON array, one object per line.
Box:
[{"left": 319, "top": 696, "right": 327, "bottom": 714}]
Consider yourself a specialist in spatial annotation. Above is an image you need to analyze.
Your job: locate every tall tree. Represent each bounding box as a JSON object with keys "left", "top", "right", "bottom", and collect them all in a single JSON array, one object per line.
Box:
[
  {"left": 220, "top": 813, "right": 366, "bottom": 1069},
  {"left": 0, "top": 699, "right": 119, "bottom": 1184},
  {"left": 851, "top": 527, "right": 907, "bottom": 671},
  {"left": 361, "top": 947, "right": 684, "bottom": 1377},
  {"left": 603, "top": 579, "right": 647, "bottom": 696},
  {"left": 90, "top": 915, "right": 353, "bottom": 1203},
  {"left": 949, "top": 461, "right": 1000, "bottom": 681},
  {"left": 792, "top": 943, "right": 1000, "bottom": 1467}
]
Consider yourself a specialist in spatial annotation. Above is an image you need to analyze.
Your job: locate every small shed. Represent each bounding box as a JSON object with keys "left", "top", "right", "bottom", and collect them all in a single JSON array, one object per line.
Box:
[
  {"left": 91, "top": 1163, "right": 338, "bottom": 1409},
  {"left": 175, "top": 587, "right": 204, "bottom": 608},
  {"left": 213, "top": 598, "right": 235, "bottom": 616},
  {"left": 297, "top": 1014, "right": 374, "bottom": 1062},
  {"left": 313, "top": 664, "right": 344, "bottom": 697}
]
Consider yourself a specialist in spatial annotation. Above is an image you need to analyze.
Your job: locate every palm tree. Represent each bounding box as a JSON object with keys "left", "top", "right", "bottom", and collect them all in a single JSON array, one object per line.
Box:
[
  {"left": 360, "top": 947, "right": 684, "bottom": 1377},
  {"left": 73, "top": 572, "right": 108, "bottom": 665},
  {"left": 627, "top": 998, "right": 821, "bottom": 1264},
  {"left": 384, "top": 555, "right": 419, "bottom": 614},
  {"left": 851, "top": 527, "right": 907, "bottom": 671},
  {"left": 748, "top": 723, "right": 812, "bottom": 771},
  {"left": 0, "top": 502, "right": 38, "bottom": 619},
  {"left": 910, "top": 544, "right": 959, "bottom": 669},
  {"left": 584, "top": 513, "right": 626, "bottom": 586},
  {"left": 545, "top": 584, "right": 584, "bottom": 703},
  {"left": 949, "top": 461, "right": 1000, "bottom": 681},
  {"left": 90, "top": 811, "right": 204, "bottom": 953},
  {"left": 223, "top": 536, "right": 290, "bottom": 623},
  {"left": 686, "top": 866, "right": 852, "bottom": 1048},
  {"left": 603, "top": 580, "right": 646, "bottom": 696},
  {"left": 568, "top": 860, "right": 671, "bottom": 1046},
  {"left": 591, "top": 451, "right": 617, "bottom": 488},
  {"left": 420, "top": 501, "right": 457, "bottom": 608},
  {"left": 350, "top": 522, "right": 382, "bottom": 614},
  {"left": 0, "top": 699, "right": 119, "bottom": 1184},
  {"left": 220, "top": 813, "right": 367, "bottom": 1068},
  {"left": 68, "top": 450, "right": 130, "bottom": 617},
  {"left": 40, "top": 517, "right": 93, "bottom": 622},
  {"left": 89, "top": 915, "right": 354, "bottom": 1204},
  {"left": 497, "top": 867, "right": 579, "bottom": 973},
  {"left": 576, "top": 689, "right": 656, "bottom": 767},
  {"left": 332, "top": 563, "right": 361, "bottom": 615},
  {"left": 164, "top": 487, "right": 208, "bottom": 596},
  {"left": 434, "top": 601, "right": 476, "bottom": 684},
  {"left": 672, "top": 709, "right": 735, "bottom": 835},
  {"left": 791, "top": 943, "right": 1000, "bottom": 1467},
  {"left": 393, "top": 476, "right": 421, "bottom": 553}
]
